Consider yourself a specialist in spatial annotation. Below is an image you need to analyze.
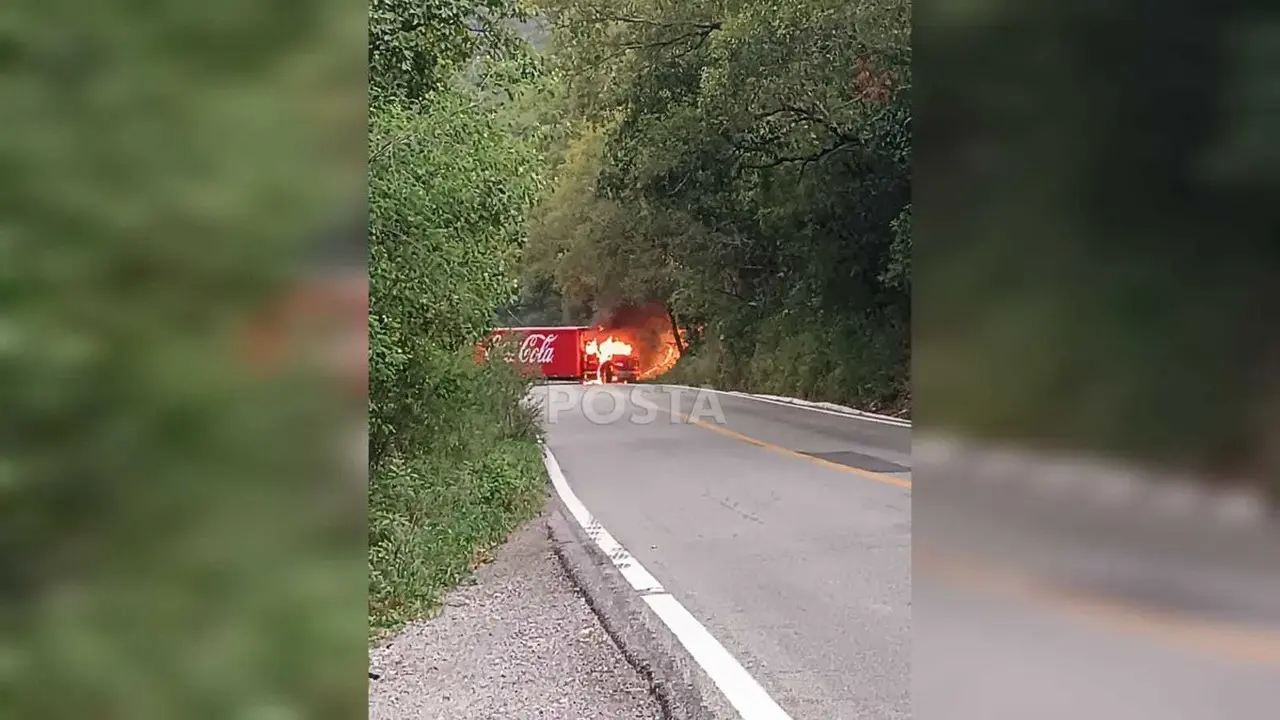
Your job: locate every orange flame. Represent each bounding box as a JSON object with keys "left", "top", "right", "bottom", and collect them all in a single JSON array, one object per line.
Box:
[
  {"left": 641, "top": 330, "right": 680, "bottom": 380},
  {"left": 585, "top": 336, "right": 634, "bottom": 362},
  {"left": 584, "top": 303, "right": 687, "bottom": 382}
]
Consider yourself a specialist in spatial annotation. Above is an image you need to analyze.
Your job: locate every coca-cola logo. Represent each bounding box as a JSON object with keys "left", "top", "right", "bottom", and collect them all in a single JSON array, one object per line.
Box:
[{"left": 517, "top": 333, "right": 556, "bottom": 364}]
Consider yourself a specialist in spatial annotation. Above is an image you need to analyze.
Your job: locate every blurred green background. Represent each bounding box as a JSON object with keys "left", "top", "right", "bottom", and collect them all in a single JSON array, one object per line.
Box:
[
  {"left": 0, "top": 1, "right": 369, "bottom": 717},
  {"left": 914, "top": 0, "right": 1280, "bottom": 497}
]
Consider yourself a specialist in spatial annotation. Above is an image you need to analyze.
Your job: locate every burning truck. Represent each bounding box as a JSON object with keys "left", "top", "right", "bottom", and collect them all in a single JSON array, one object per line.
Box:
[
  {"left": 477, "top": 326, "right": 641, "bottom": 384},
  {"left": 582, "top": 336, "right": 639, "bottom": 384},
  {"left": 477, "top": 303, "right": 685, "bottom": 384}
]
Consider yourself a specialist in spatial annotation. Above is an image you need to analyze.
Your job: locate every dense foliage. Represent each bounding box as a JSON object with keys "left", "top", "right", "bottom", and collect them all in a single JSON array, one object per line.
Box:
[
  {"left": 366, "top": 0, "right": 548, "bottom": 635},
  {"left": 523, "top": 0, "right": 912, "bottom": 413}
]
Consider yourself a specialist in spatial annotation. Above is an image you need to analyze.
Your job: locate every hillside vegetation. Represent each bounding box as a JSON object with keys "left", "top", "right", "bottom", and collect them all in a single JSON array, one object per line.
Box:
[
  {"left": 521, "top": 0, "right": 912, "bottom": 415},
  {"left": 366, "top": 0, "right": 916, "bottom": 637},
  {"left": 367, "top": 0, "right": 549, "bottom": 636}
]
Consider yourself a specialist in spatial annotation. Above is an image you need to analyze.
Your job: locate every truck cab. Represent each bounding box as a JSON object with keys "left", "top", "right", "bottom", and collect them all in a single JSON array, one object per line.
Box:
[{"left": 597, "top": 353, "right": 638, "bottom": 384}]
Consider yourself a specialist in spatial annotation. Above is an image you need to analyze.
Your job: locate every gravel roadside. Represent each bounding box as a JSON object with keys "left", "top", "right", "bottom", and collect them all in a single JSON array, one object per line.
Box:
[{"left": 368, "top": 514, "right": 663, "bottom": 720}]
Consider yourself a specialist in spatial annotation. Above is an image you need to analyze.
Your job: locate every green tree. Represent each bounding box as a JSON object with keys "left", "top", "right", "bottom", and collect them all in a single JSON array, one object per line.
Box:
[
  {"left": 526, "top": 0, "right": 912, "bottom": 412},
  {"left": 368, "top": 0, "right": 534, "bottom": 103},
  {"left": 366, "top": 0, "right": 550, "bottom": 634},
  {"left": 368, "top": 93, "right": 540, "bottom": 467}
]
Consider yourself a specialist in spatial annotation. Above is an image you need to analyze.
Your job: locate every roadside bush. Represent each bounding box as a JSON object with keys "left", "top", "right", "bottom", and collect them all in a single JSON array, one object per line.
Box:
[
  {"left": 666, "top": 311, "right": 910, "bottom": 417},
  {"left": 367, "top": 354, "right": 544, "bottom": 636},
  {"left": 367, "top": 82, "right": 546, "bottom": 637}
]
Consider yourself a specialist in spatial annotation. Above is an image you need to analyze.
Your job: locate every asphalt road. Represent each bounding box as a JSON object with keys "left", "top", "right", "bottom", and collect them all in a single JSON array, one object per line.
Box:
[
  {"left": 537, "top": 382, "right": 1280, "bottom": 720},
  {"left": 538, "top": 383, "right": 912, "bottom": 720},
  {"left": 914, "top": 453, "right": 1280, "bottom": 720}
]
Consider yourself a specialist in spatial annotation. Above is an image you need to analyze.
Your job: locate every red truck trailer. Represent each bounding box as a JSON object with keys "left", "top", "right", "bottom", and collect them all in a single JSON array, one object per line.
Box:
[
  {"left": 478, "top": 325, "right": 640, "bottom": 383},
  {"left": 479, "top": 326, "right": 588, "bottom": 381}
]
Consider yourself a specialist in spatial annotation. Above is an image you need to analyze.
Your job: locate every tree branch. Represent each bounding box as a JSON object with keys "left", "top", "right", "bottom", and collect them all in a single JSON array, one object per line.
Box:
[
  {"left": 738, "top": 140, "right": 854, "bottom": 171},
  {"left": 575, "top": 9, "right": 722, "bottom": 70},
  {"left": 670, "top": 29, "right": 715, "bottom": 59},
  {"left": 619, "top": 29, "right": 714, "bottom": 53},
  {"left": 592, "top": 14, "right": 722, "bottom": 31},
  {"left": 753, "top": 104, "right": 855, "bottom": 143},
  {"left": 588, "top": 28, "right": 715, "bottom": 69}
]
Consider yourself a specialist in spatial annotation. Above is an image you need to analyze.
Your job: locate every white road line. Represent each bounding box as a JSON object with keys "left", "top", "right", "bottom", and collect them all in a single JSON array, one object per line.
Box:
[
  {"left": 543, "top": 446, "right": 795, "bottom": 720},
  {"left": 736, "top": 392, "right": 912, "bottom": 427},
  {"left": 656, "top": 383, "right": 912, "bottom": 428}
]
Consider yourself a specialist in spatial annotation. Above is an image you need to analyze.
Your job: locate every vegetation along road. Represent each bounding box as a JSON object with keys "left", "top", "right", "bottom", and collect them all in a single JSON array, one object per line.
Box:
[{"left": 367, "top": 0, "right": 911, "bottom": 716}]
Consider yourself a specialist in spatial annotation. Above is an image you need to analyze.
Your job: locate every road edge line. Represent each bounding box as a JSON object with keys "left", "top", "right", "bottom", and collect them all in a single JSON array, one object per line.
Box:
[
  {"left": 542, "top": 445, "right": 795, "bottom": 720},
  {"left": 653, "top": 383, "right": 912, "bottom": 427}
]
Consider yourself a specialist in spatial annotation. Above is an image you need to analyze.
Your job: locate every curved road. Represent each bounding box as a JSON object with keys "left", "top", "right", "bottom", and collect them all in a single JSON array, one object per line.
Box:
[
  {"left": 536, "top": 383, "right": 1280, "bottom": 719},
  {"left": 538, "top": 383, "right": 911, "bottom": 719}
]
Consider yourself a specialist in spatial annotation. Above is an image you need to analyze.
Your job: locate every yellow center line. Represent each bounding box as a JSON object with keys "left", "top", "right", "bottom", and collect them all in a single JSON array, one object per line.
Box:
[
  {"left": 656, "top": 402, "right": 911, "bottom": 489},
  {"left": 916, "top": 547, "right": 1280, "bottom": 667}
]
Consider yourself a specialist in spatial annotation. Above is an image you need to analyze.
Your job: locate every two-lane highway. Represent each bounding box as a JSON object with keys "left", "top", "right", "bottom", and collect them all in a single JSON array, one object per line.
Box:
[
  {"left": 536, "top": 383, "right": 912, "bottom": 720},
  {"left": 534, "top": 382, "right": 1280, "bottom": 720}
]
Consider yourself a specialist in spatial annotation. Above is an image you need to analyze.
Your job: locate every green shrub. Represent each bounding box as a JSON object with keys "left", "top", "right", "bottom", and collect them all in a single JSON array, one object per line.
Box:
[
  {"left": 367, "top": 75, "right": 547, "bottom": 638},
  {"left": 665, "top": 310, "right": 909, "bottom": 416}
]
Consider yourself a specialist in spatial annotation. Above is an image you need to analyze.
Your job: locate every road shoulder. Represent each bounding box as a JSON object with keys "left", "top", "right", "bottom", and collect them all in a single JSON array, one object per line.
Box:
[
  {"left": 368, "top": 512, "right": 662, "bottom": 720},
  {"left": 547, "top": 501, "right": 741, "bottom": 720}
]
